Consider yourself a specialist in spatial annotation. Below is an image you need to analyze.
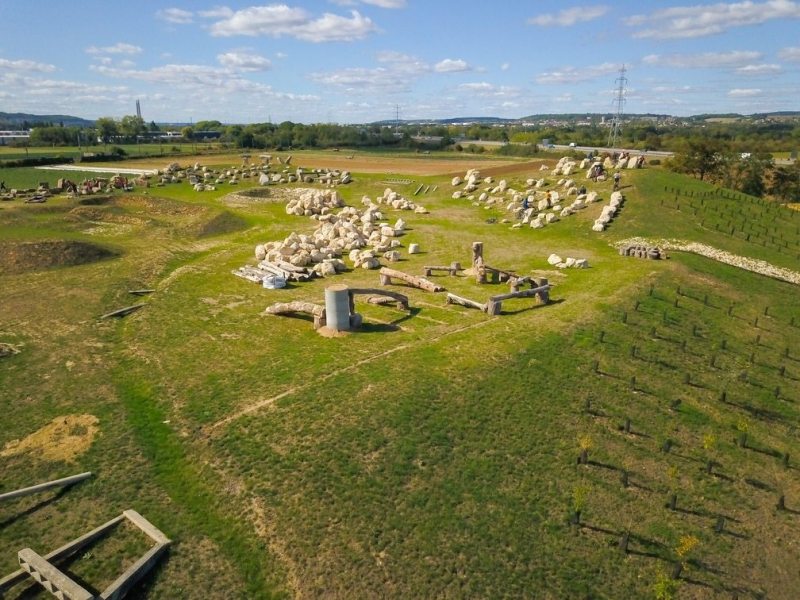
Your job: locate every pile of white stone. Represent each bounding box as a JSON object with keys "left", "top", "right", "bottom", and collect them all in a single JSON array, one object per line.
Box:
[
  {"left": 137, "top": 159, "right": 353, "bottom": 192},
  {"left": 235, "top": 195, "right": 414, "bottom": 284},
  {"left": 368, "top": 188, "right": 428, "bottom": 213},
  {"left": 547, "top": 253, "right": 589, "bottom": 269},
  {"left": 551, "top": 157, "right": 578, "bottom": 176},
  {"left": 592, "top": 191, "right": 624, "bottom": 232},
  {"left": 450, "top": 169, "right": 497, "bottom": 199},
  {"left": 285, "top": 189, "right": 345, "bottom": 216}
]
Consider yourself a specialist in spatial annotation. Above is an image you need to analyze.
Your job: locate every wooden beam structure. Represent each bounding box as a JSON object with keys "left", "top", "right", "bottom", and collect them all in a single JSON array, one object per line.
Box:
[{"left": 379, "top": 267, "right": 444, "bottom": 293}]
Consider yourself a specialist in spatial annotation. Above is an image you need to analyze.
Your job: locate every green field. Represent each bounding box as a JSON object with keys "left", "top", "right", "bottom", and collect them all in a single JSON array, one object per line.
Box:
[{"left": 1, "top": 153, "right": 798, "bottom": 599}]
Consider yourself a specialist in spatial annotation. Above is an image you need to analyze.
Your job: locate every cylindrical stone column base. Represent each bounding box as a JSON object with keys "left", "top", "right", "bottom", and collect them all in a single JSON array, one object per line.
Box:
[{"left": 325, "top": 284, "right": 351, "bottom": 332}]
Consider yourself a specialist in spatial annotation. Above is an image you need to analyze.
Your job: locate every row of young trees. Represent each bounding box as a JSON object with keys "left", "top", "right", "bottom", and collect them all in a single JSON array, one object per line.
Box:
[{"left": 668, "top": 138, "right": 800, "bottom": 202}]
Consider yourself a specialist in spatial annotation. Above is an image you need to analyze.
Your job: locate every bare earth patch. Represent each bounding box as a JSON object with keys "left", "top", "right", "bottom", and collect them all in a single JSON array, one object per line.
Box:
[{"left": 1, "top": 414, "right": 100, "bottom": 462}]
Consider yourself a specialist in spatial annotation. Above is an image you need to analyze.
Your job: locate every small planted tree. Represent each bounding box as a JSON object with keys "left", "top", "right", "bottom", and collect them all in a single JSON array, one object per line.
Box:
[
  {"left": 577, "top": 434, "right": 593, "bottom": 465},
  {"left": 702, "top": 433, "right": 717, "bottom": 475},
  {"left": 570, "top": 484, "right": 589, "bottom": 526},
  {"left": 736, "top": 417, "right": 750, "bottom": 448},
  {"left": 666, "top": 465, "right": 679, "bottom": 510},
  {"left": 672, "top": 535, "right": 700, "bottom": 579},
  {"left": 653, "top": 568, "right": 679, "bottom": 600}
]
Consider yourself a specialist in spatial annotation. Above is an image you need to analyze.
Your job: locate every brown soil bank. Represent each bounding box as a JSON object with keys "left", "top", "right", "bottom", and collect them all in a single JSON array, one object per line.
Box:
[{"left": 0, "top": 240, "right": 120, "bottom": 274}]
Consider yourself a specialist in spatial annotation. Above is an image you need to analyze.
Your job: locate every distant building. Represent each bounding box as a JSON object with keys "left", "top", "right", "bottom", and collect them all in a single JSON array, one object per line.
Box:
[{"left": 0, "top": 130, "right": 31, "bottom": 144}]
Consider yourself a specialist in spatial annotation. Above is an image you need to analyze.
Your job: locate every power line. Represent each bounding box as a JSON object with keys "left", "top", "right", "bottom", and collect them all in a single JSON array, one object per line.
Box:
[{"left": 607, "top": 65, "right": 627, "bottom": 150}]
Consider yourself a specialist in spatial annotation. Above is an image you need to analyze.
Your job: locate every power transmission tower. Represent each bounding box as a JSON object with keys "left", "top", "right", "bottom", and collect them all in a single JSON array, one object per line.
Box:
[{"left": 607, "top": 65, "right": 627, "bottom": 149}]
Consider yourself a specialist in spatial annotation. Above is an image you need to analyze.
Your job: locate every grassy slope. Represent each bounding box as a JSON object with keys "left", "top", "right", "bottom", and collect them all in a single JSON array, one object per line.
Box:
[{"left": 0, "top": 160, "right": 798, "bottom": 599}]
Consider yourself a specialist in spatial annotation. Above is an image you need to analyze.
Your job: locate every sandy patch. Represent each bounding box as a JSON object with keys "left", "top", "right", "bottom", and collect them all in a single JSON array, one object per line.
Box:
[{"left": 1, "top": 414, "right": 100, "bottom": 462}]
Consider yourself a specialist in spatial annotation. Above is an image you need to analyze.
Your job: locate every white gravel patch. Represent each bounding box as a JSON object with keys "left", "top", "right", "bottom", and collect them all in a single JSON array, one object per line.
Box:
[
  {"left": 616, "top": 237, "right": 800, "bottom": 286},
  {"left": 35, "top": 164, "right": 157, "bottom": 175}
]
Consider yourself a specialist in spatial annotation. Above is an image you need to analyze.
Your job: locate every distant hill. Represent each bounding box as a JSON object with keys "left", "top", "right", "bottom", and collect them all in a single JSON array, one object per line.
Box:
[{"left": 0, "top": 112, "right": 94, "bottom": 128}]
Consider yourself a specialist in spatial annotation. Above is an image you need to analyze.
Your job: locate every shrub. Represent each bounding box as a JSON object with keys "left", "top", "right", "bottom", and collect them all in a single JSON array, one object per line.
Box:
[{"left": 0, "top": 156, "right": 74, "bottom": 168}]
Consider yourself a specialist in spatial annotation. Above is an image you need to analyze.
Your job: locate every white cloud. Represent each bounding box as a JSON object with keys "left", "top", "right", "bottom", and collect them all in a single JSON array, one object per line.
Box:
[
  {"left": 626, "top": 1, "right": 800, "bottom": 39},
  {"left": 310, "top": 66, "right": 409, "bottom": 93},
  {"left": 156, "top": 7, "right": 194, "bottom": 24},
  {"left": 535, "top": 62, "right": 619, "bottom": 84},
  {"left": 90, "top": 61, "right": 316, "bottom": 101},
  {"left": 329, "top": 0, "right": 405, "bottom": 6},
  {"left": 85, "top": 43, "right": 143, "bottom": 55},
  {"left": 500, "top": 63, "right": 510, "bottom": 71},
  {"left": 528, "top": 5, "right": 609, "bottom": 26},
  {"left": 198, "top": 6, "right": 234, "bottom": 18},
  {"left": 728, "top": 87, "right": 763, "bottom": 96},
  {"left": 376, "top": 51, "right": 429, "bottom": 73},
  {"left": 459, "top": 82, "right": 493, "bottom": 92},
  {"left": 457, "top": 82, "right": 521, "bottom": 98},
  {"left": 736, "top": 63, "right": 782, "bottom": 74},
  {"left": 276, "top": 52, "right": 288, "bottom": 59},
  {"left": 0, "top": 58, "right": 57, "bottom": 72},
  {"left": 208, "top": 6, "right": 377, "bottom": 42},
  {"left": 217, "top": 51, "right": 272, "bottom": 71},
  {"left": 434, "top": 58, "right": 471, "bottom": 73},
  {"left": 778, "top": 46, "right": 800, "bottom": 61},
  {"left": 642, "top": 50, "right": 761, "bottom": 68},
  {"left": 360, "top": 0, "right": 406, "bottom": 7}
]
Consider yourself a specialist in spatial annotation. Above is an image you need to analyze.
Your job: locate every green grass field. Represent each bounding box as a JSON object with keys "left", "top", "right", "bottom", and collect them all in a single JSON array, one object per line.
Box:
[{"left": 1, "top": 153, "right": 798, "bottom": 599}]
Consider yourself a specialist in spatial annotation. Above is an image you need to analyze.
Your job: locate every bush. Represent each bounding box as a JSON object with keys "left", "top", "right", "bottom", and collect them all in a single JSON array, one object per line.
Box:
[
  {"left": 649, "top": 159, "right": 662, "bottom": 166},
  {"left": 0, "top": 156, "right": 74, "bottom": 168},
  {"left": 496, "top": 143, "right": 540, "bottom": 157}
]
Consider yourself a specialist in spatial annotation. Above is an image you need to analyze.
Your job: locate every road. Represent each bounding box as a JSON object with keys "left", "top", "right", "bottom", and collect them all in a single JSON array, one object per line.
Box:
[{"left": 549, "top": 144, "right": 674, "bottom": 158}]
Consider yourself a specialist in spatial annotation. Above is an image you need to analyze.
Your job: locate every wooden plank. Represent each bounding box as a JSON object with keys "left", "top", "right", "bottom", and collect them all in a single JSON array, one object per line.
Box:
[
  {"left": 489, "top": 285, "right": 550, "bottom": 303},
  {"left": 0, "top": 515, "right": 124, "bottom": 593},
  {"left": 379, "top": 267, "right": 444, "bottom": 293},
  {"left": 123, "top": 510, "right": 171, "bottom": 545},
  {"left": 17, "top": 549, "right": 95, "bottom": 600},
  {"left": 99, "top": 544, "right": 168, "bottom": 600},
  {"left": 0, "top": 472, "right": 92, "bottom": 502},
  {"left": 446, "top": 293, "right": 486, "bottom": 312},
  {"left": 348, "top": 288, "right": 410, "bottom": 310},
  {"left": 99, "top": 304, "right": 146, "bottom": 319}
]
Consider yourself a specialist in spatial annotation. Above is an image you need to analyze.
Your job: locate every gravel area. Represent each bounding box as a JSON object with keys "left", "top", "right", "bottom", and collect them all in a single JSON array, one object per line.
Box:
[{"left": 616, "top": 237, "right": 800, "bottom": 285}]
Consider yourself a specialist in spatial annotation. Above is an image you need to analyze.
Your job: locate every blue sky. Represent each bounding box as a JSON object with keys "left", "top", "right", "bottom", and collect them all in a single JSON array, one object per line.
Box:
[{"left": 0, "top": 0, "right": 798, "bottom": 123}]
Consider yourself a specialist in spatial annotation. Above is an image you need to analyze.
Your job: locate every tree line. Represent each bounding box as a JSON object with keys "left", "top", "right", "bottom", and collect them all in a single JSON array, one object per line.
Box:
[{"left": 668, "top": 138, "right": 800, "bottom": 203}]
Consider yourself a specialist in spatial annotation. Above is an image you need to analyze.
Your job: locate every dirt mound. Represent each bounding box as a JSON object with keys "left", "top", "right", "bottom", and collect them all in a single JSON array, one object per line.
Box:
[
  {"left": 196, "top": 210, "right": 249, "bottom": 238},
  {"left": 1, "top": 414, "right": 99, "bottom": 462},
  {"left": 0, "top": 240, "right": 120, "bottom": 274},
  {"left": 78, "top": 196, "right": 113, "bottom": 206}
]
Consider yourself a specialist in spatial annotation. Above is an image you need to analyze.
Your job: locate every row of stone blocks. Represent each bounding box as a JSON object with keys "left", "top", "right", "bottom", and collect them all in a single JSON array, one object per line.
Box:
[{"left": 619, "top": 245, "right": 663, "bottom": 260}]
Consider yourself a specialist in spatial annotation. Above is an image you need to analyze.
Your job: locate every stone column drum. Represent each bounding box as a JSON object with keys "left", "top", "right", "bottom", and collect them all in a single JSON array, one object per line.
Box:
[{"left": 325, "top": 284, "right": 351, "bottom": 332}]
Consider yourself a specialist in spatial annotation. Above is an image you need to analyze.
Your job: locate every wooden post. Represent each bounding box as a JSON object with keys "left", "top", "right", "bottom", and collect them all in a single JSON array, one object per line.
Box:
[
  {"left": 446, "top": 293, "right": 486, "bottom": 312},
  {"left": 471, "top": 242, "right": 483, "bottom": 269}
]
